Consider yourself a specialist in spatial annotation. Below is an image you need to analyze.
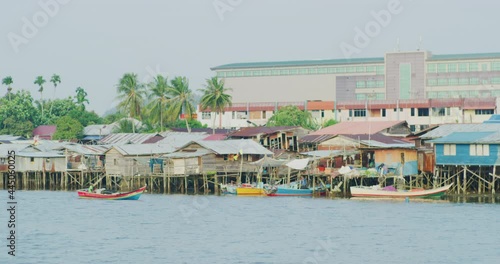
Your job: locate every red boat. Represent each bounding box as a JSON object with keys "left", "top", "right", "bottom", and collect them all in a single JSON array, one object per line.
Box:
[{"left": 77, "top": 185, "right": 147, "bottom": 200}]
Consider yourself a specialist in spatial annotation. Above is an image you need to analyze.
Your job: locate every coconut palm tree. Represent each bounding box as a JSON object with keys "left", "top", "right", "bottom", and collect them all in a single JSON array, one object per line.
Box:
[
  {"left": 34, "top": 76, "right": 46, "bottom": 120},
  {"left": 116, "top": 73, "right": 145, "bottom": 133},
  {"left": 199, "top": 77, "right": 232, "bottom": 133},
  {"left": 49, "top": 74, "right": 61, "bottom": 115},
  {"left": 2, "top": 76, "right": 13, "bottom": 100},
  {"left": 75, "top": 87, "right": 89, "bottom": 111},
  {"left": 166, "top": 76, "right": 195, "bottom": 133},
  {"left": 147, "top": 75, "right": 170, "bottom": 132}
]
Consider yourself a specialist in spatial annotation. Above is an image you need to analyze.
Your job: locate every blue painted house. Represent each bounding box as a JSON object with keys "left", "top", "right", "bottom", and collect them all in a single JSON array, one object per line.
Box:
[{"left": 430, "top": 131, "right": 500, "bottom": 166}]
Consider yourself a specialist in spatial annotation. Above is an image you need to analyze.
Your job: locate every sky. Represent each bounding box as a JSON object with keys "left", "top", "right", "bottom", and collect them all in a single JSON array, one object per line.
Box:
[{"left": 1, "top": 0, "right": 499, "bottom": 115}]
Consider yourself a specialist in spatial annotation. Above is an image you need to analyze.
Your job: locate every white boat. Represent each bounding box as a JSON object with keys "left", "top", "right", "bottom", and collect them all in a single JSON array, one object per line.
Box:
[{"left": 350, "top": 184, "right": 453, "bottom": 199}]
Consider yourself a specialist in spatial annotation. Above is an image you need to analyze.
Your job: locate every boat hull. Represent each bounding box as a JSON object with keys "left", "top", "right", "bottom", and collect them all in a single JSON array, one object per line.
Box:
[
  {"left": 267, "top": 187, "right": 313, "bottom": 197},
  {"left": 77, "top": 186, "right": 147, "bottom": 200},
  {"left": 236, "top": 187, "right": 265, "bottom": 196},
  {"left": 350, "top": 184, "right": 453, "bottom": 199}
]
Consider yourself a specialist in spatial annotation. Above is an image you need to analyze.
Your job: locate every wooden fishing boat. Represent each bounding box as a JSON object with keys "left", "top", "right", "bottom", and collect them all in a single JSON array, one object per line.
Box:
[
  {"left": 266, "top": 187, "right": 312, "bottom": 197},
  {"left": 77, "top": 185, "right": 147, "bottom": 200},
  {"left": 350, "top": 184, "right": 453, "bottom": 199},
  {"left": 236, "top": 183, "right": 265, "bottom": 196}
]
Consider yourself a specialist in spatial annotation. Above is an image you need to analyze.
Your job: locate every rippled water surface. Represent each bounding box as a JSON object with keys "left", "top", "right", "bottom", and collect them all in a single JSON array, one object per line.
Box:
[{"left": 2, "top": 191, "right": 500, "bottom": 264}]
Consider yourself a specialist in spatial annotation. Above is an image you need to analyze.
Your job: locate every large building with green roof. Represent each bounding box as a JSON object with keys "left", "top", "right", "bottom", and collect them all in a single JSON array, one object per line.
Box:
[{"left": 211, "top": 50, "right": 500, "bottom": 103}]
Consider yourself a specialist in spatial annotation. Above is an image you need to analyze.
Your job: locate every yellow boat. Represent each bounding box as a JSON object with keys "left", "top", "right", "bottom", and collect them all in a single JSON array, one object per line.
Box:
[{"left": 236, "top": 184, "right": 265, "bottom": 195}]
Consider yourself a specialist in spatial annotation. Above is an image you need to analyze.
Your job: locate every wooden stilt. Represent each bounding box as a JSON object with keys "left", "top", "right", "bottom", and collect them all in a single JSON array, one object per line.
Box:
[
  {"left": 463, "top": 166, "right": 467, "bottom": 194},
  {"left": 184, "top": 176, "right": 188, "bottom": 194},
  {"left": 492, "top": 166, "right": 496, "bottom": 194},
  {"left": 214, "top": 173, "right": 219, "bottom": 195}
]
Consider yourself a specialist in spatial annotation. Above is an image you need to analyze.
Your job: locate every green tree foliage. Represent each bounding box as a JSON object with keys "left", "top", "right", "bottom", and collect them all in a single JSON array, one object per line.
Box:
[
  {"left": 166, "top": 76, "right": 195, "bottom": 133},
  {"left": 2, "top": 76, "right": 13, "bottom": 99},
  {"left": 167, "top": 119, "right": 207, "bottom": 129},
  {"left": 146, "top": 75, "right": 170, "bottom": 132},
  {"left": 49, "top": 74, "right": 61, "bottom": 115},
  {"left": 0, "top": 91, "right": 39, "bottom": 136},
  {"left": 113, "top": 119, "right": 143, "bottom": 133},
  {"left": 266, "top": 106, "right": 318, "bottom": 130},
  {"left": 34, "top": 76, "right": 47, "bottom": 121},
  {"left": 52, "top": 116, "right": 83, "bottom": 140},
  {"left": 322, "top": 119, "right": 338, "bottom": 128},
  {"left": 116, "top": 73, "right": 145, "bottom": 133},
  {"left": 199, "top": 77, "right": 232, "bottom": 132},
  {"left": 103, "top": 111, "right": 126, "bottom": 124},
  {"left": 75, "top": 87, "right": 89, "bottom": 110}
]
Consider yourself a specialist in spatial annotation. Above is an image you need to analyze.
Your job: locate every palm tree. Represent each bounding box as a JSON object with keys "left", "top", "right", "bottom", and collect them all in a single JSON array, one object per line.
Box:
[
  {"left": 34, "top": 76, "right": 46, "bottom": 120},
  {"left": 75, "top": 87, "right": 89, "bottom": 110},
  {"left": 166, "top": 76, "right": 195, "bottom": 133},
  {"left": 147, "top": 75, "right": 170, "bottom": 132},
  {"left": 2, "top": 76, "right": 13, "bottom": 100},
  {"left": 49, "top": 74, "right": 61, "bottom": 115},
  {"left": 116, "top": 73, "right": 145, "bottom": 133},
  {"left": 199, "top": 77, "right": 232, "bottom": 133}
]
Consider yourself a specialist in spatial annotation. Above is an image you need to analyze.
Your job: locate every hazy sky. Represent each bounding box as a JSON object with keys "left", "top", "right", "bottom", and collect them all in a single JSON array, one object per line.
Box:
[{"left": 1, "top": 0, "right": 499, "bottom": 115}]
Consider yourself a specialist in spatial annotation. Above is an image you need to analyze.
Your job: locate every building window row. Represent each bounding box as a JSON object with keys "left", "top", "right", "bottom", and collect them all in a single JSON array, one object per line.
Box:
[
  {"left": 443, "top": 144, "right": 456, "bottom": 156},
  {"left": 470, "top": 144, "right": 489, "bottom": 156},
  {"left": 355, "top": 80, "right": 385, "bottom": 88},
  {"left": 427, "top": 61, "right": 500, "bottom": 73},
  {"left": 475, "top": 109, "right": 494, "bottom": 115},
  {"left": 217, "top": 65, "right": 385, "bottom": 78},
  {"left": 427, "top": 90, "right": 500, "bottom": 99},
  {"left": 426, "top": 77, "right": 497, "bottom": 87}
]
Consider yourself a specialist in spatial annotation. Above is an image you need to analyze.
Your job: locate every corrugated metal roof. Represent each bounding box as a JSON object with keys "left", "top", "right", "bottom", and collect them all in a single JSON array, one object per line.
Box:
[
  {"left": 211, "top": 57, "right": 385, "bottom": 70},
  {"left": 99, "top": 133, "right": 159, "bottom": 145},
  {"left": 111, "top": 144, "right": 177, "bottom": 156},
  {"left": 420, "top": 124, "right": 500, "bottom": 139},
  {"left": 190, "top": 139, "right": 273, "bottom": 155},
  {"left": 429, "top": 132, "right": 500, "bottom": 144},
  {"left": 57, "top": 144, "right": 109, "bottom": 155},
  {"left": 0, "top": 144, "right": 31, "bottom": 157},
  {"left": 311, "top": 121, "right": 406, "bottom": 136},
  {"left": 164, "top": 149, "right": 212, "bottom": 158},
  {"left": 17, "top": 151, "right": 64, "bottom": 158},
  {"left": 229, "top": 126, "right": 301, "bottom": 138},
  {"left": 157, "top": 132, "right": 208, "bottom": 148},
  {"left": 299, "top": 134, "right": 334, "bottom": 143},
  {"left": 33, "top": 125, "right": 57, "bottom": 139},
  {"left": 0, "top": 135, "right": 26, "bottom": 141},
  {"left": 301, "top": 150, "right": 358, "bottom": 158}
]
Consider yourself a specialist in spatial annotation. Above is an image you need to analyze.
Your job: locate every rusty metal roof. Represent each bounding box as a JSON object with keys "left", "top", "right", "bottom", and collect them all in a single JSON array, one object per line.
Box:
[
  {"left": 299, "top": 134, "right": 334, "bottom": 143},
  {"left": 229, "top": 126, "right": 301, "bottom": 138},
  {"left": 311, "top": 121, "right": 406, "bottom": 136}
]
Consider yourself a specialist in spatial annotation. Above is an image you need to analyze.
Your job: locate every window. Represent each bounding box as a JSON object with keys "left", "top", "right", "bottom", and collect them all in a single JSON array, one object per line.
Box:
[
  {"left": 202, "top": 112, "right": 211, "bottom": 120},
  {"left": 459, "top": 63, "right": 468, "bottom": 72},
  {"left": 448, "top": 64, "right": 457, "bottom": 72},
  {"left": 347, "top": 67, "right": 356, "bottom": 73},
  {"left": 381, "top": 109, "right": 386, "bottom": 117},
  {"left": 448, "top": 78, "right": 458, "bottom": 86},
  {"left": 376, "top": 66, "right": 385, "bottom": 74},
  {"left": 262, "top": 111, "right": 267, "bottom": 119},
  {"left": 356, "top": 81, "right": 366, "bottom": 88},
  {"left": 437, "top": 79, "right": 448, "bottom": 86},
  {"left": 353, "top": 109, "right": 366, "bottom": 117},
  {"left": 427, "top": 64, "right": 437, "bottom": 73},
  {"left": 30, "top": 157, "right": 35, "bottom": 163},
  {"left": 437, "top": 64, "right": 447, "bottom": 73},
  {"left": 433, "top": 107, "right": 446, "bottom": 116},
  {"left": 410, "top": 125, "right": 416, "bottom": 132},
  {"left": 482, "top": 64, "right": 488, "bottom": 72},
  {"left": 475, "top": 109, "right": 494, "bottom": 115},
  {"left": 470, "top": 78, "right": 479, "bottom": 85},
  {"left": 280, "top": 69, "right": 289, "bottom": 75},
  {"left": 470, "top": 144, "right": 489, "bottom": 156},
  {"left": 491, "top": 61, "right": 500, "bottom": 71},
  {"left": 321, "top": 110, "right": 324, "bottom": 118},
  {"left": 411, "top": 108, "right": 415, "bottom": 116},
  {"left": 469, "top": 63, "right": 479, "bottom": 72},
  {"left": 427, "top": 79, "right": 437, "bottom": 86},
  {"left": 366, "top": 66, "right": 376, "bottom": 72},
  {"left": 356, "top": 66, "right": 365, "bottom": 72},
  {"left": 113, "top": 159, "right": 117, "bottom": 165},
  {"left": 217, "top": 72, "right": 225, "bottom": 78},
  {"left": 444, "top": 144, "right": 456, "bottom": 156},
  {"left": 417, "top": 108, "right": 429, "bottom": 116},
  {"left": 458, "top": 78, "right": 469, "bottom": 85}
]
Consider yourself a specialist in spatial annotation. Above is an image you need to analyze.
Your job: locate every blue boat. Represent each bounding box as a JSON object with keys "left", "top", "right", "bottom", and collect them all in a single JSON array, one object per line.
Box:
[{"left": 266, "top": 182, "right": 313, "bottom": 196}]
